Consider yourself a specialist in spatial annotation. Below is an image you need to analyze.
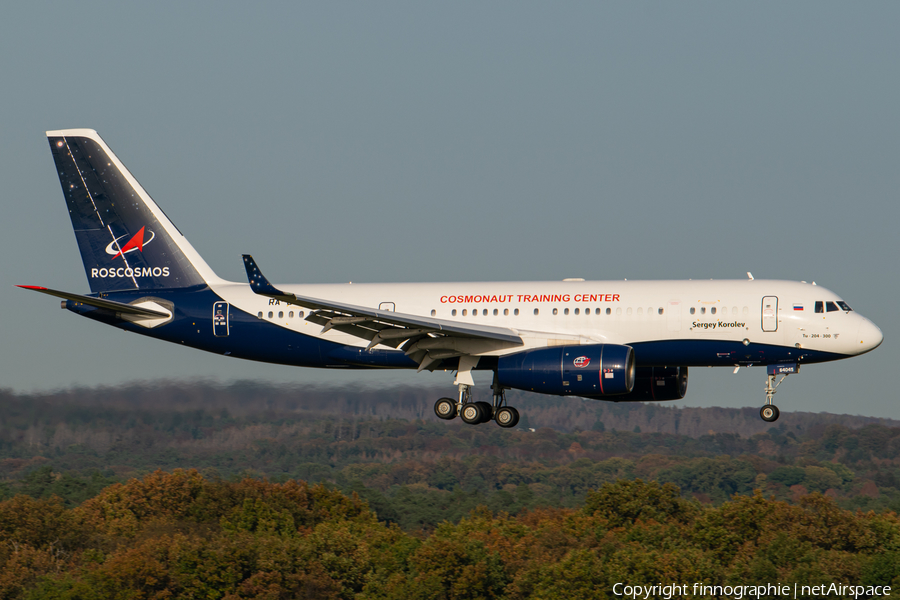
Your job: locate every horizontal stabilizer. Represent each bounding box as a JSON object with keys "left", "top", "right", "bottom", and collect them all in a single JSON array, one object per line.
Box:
[{"left": 16, "top": 285, "right": 170, "bottom": 318}]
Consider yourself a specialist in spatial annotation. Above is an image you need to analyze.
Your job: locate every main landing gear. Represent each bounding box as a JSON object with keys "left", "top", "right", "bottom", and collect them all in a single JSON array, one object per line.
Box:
[
  {"left": 759, "top": 365, "right": 797, "bottom": 422},
  {"left": 433, "top": 373, "right": 520, "bottom": 428}
]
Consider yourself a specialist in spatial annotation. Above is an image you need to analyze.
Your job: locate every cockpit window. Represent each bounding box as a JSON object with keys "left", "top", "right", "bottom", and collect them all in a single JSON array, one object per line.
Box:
[
  {"left": 815, "top": 301, "right": 824, "bottom": 313},
  {"left": 837, "top": 301, "right": 852, "bottom": 312},
  {"left": 826, "top": 301, "right": 839, "bottom": 312}
]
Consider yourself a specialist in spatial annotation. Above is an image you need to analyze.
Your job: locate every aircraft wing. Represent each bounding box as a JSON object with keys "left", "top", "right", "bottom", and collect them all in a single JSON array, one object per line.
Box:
[{"left": 242, "top": 255, "right": 523, "bottom": 370}]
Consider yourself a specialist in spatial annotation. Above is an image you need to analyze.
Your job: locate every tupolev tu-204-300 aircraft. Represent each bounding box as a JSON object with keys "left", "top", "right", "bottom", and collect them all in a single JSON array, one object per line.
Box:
[{"left": 19, "top": 129, "right": 883, "bottom": 428}]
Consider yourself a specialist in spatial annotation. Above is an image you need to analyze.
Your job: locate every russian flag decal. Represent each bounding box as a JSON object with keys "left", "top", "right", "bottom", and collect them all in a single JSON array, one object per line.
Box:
[{"left": 793, "top": 304, "right": 804, "bottom": 311}]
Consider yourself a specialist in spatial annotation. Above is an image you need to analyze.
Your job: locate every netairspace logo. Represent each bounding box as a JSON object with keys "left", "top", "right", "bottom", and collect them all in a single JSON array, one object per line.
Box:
[{"left": 612, "top": 582, "right": 891, "bottom": 599}]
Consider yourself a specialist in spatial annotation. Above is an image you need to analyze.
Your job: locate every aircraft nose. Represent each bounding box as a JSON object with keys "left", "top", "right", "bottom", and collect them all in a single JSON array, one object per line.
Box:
[{"left": 856, "top": 318, "right": 883, "bottom": 354}]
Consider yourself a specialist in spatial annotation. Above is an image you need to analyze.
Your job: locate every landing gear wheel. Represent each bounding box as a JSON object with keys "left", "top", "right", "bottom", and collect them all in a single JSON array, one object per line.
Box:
[
  {"left": 760, "top": 405, "right": 780, "bottom": 422},
  {"left": 434, "top": 398, "right": 457, "bottom": 420},
  {"left": 495, "top": 406, "right": 519, "bottom": 428},
  {"left": 475, "top": 401, "right": 493, "bottom": 424},
  {"left": 460, "top": 403, "right": 484, "bottom": 425}
]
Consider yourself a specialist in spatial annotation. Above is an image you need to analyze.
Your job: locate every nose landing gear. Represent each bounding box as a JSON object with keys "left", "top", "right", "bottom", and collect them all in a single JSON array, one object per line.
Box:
[{"left": 759, "top": 364, "right": 797, "bottom": 422}]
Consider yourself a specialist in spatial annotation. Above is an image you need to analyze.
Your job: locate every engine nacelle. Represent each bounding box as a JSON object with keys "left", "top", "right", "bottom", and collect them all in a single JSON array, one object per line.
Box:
[
  {"left": 608, "top": 366, "right": 689, "bottom": 402},
  {"left": 497, "top": 344, "right": 635, "bottom": 397}
]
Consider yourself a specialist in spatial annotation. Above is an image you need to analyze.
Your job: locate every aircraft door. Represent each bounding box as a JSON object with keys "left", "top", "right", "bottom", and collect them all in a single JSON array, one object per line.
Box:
[
  {"left": 667, "top": 301, "right": 682, "bottom": 332},
  {"left": 213, "top": 301, "right": 229, "bottom": 337},
  {"left": 761, "top": 296, "right": 778, "bottom": 332}
]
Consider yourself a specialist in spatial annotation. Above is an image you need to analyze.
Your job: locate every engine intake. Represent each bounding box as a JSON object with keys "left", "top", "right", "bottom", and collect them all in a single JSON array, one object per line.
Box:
[{"left": 497, "top": 344, "right": 635, "bottom": 396}]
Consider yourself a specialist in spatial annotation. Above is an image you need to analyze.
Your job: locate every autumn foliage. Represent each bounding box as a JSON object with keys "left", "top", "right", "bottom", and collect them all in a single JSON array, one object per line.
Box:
[{"left": 1, "top": 472, "right": 899, "bottom": 599}]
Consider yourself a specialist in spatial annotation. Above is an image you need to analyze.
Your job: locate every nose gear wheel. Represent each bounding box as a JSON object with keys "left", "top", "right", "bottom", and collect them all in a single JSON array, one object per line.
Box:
[{"left": 760, "top": 404, "right": 780, "bottom": 422}]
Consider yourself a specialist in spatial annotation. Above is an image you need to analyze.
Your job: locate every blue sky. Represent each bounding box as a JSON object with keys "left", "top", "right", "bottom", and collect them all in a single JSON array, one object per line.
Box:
[{"left": 2, "top": 3, "right": 898, "bottom": 418}]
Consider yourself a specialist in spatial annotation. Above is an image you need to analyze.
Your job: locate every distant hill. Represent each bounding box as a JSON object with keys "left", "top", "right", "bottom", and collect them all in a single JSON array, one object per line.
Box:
[
  {"left": 3, "top": 380, "right": 895, "bottom": 436},
  {"left": 2, "top": 380, "right": 900, "bottom": 520}
]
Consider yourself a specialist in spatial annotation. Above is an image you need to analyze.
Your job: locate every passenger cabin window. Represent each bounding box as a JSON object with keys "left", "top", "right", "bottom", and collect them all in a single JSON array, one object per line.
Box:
[
  {"left": 514, "top": 308, "right": 519, "bottom": 315},
  {"left": 431, "top": 309, "right": 436, "bottom": 316},
  {"left": 268, "top": 311, "right": 273, "bottom": 318},
  {"left": 483, "top": 309, "right": 488, "bottom": 316},
  {"left": 504, "top": 309, "right": 509, "bottom": 316},
  {"left": 257, "top": 311, "right": 263, "bottom": 318},
  {"left": 711, "top": 307, "right": 716, "bottom": 315},
  {"left": 658, "top": 308, "right": 664, "bottom": 315},
  {"left": 493, "top": 309, "right": 498, "bottom": 316},
  {"left": 826, "top": 301, "right": 839, "bottom": 312},
  {"left": 534, "top": 308, "right": 540, "bottom": 315},
  {"left": 690, "top": 307, "right": 695, "bottom": 315},
  {"left": 574, "top": 308, "right": 580, "bottom": 315},
  {"left": 606, "top": 308, "right": 611, "bottom": 315},
  {"left": 278, "top": 311, "right": 284, "bottom": 319},
  {"left": 815, "top": 301, "right": 824, "bottom": 313},
  {"left": 452, "top": 309, "right": 457, "bottom": 316},
  {"left": 553, "top": 308, "right": 558, "bottom": 315},
  {"left": 564, "top": 308, "right": 569, "bottom": 315},
  {"left": 289, "top": 311, "right": 294, "bottom": 318}
]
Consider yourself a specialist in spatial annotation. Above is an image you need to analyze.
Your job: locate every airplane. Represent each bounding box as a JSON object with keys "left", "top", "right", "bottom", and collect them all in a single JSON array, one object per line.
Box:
[{"left": 19, "top": 129, "right": 883, "bottom": 428}]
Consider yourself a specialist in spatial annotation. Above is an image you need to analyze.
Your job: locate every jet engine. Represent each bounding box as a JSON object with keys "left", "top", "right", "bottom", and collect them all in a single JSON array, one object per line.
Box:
[
  {"left": 497, "top": 344, "right": 635, "bottom": 396},
  {"left": 609, "top": 366, "right": 688, "bottom": 402}
]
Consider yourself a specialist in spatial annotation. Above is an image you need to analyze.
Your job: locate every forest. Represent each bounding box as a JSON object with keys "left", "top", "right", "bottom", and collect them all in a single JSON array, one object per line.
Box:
[{"left": 1, "top": 381, "right": 899, "bottom": 598}]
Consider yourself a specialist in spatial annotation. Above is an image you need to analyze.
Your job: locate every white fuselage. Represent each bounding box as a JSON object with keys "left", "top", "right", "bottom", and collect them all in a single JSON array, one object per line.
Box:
[{"left": 212, "top": 278, "right": 882, "bottom": 362}]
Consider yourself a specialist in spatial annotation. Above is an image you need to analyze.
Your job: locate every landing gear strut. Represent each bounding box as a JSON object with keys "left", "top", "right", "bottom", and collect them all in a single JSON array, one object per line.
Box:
[
  {"left": 491, "top": 375, "right": 519, "bottom": 428},
  {"left": 759, "top": 365, "right": 796, "bottom": 422},
  {"left": 432, "top": 368, "right": 521, "bottom": 428},
  {"left": 453, "top": 384, "right": 493, "bottom": 424}
]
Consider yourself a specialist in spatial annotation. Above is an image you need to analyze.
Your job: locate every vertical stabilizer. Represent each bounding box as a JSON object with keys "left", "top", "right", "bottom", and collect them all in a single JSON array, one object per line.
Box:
[{"left": 47, "top": 129, "right": 220, "bottom": 293}]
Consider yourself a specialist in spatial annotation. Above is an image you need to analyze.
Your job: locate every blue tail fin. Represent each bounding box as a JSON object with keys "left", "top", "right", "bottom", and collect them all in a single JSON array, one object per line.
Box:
[{"left": 47, "top": 129, "right": 219, "bottom": 293}]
